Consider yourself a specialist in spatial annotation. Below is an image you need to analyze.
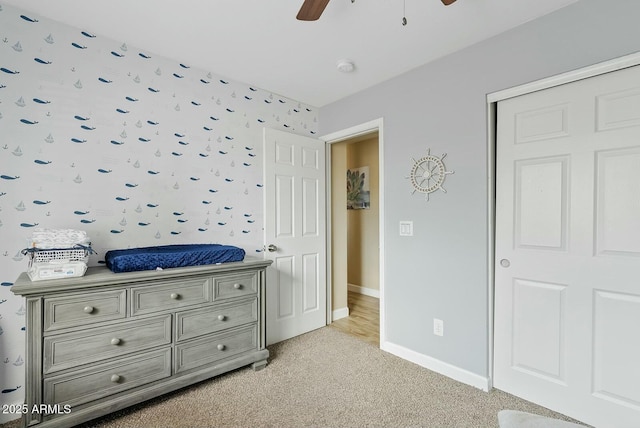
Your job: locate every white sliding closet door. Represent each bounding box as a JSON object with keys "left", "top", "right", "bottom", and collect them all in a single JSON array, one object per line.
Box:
[{"left": 494, "top": 65, "right": 640, "bottom": 428}]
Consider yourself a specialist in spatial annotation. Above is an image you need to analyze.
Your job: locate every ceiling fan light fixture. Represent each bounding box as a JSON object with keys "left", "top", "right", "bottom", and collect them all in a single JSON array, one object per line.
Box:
[{"left": 337, "top": 59, "right": 355, "bottom": 73}]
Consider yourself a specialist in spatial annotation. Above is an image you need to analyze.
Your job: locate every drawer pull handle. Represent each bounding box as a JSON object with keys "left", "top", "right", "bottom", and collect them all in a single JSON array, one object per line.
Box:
[
  {"left": 170, "top": 293, "right": 180, "bottom": 300},
  {"left": 83, "top": 306, "right": 94, "bottom": 314},
  {"left": 217, "top": 315, "right": 226, "bottom": 321},
  {"left": 233, "top": 283, "right": 242, "bottom": 290},
  {"left": 217, "top": 344, "right": 226, "bottom": 351},
  {"left": 110, "top": 338, "right": 121, "bottom": 346},
  {"left": 110, "top": 374, "right": 121, "bottom": 383}
]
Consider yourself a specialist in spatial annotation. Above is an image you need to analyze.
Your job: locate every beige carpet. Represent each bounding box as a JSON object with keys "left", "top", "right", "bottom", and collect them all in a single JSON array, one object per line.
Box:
[{"left": 1, "top": 327, "right": 587, "bottom": 428}]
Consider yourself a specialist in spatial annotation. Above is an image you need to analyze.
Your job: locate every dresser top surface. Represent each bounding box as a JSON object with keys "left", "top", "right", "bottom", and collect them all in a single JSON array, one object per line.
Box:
[{"left": 12, "top": 257, "right": 272, "bottom": 296}]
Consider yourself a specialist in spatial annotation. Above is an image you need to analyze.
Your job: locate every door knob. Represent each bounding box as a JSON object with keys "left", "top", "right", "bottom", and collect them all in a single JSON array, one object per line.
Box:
[
  {"left": 265, "top": 244, "right": 277, "bottom": 252},
  {"left": 500, "top": 259, "right": 510, "bottom": 268}
]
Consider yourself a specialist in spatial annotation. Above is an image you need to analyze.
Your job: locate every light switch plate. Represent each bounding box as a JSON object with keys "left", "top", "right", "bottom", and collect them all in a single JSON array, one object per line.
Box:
[{"left": 399, "top": 221, "right": 413, "bottom": 236}]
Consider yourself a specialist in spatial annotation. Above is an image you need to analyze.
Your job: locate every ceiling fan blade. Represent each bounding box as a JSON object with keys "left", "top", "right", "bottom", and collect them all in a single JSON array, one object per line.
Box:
[
  {"left": 297, "top": 0, "right": 331, "bottom": 21},
  {"left": 441, "top": 0, "right": 457, "bottom": 5}
]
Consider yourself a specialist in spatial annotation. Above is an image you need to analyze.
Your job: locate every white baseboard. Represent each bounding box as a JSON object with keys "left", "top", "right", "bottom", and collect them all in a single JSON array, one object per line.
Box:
[
  {"left": 381, "top": 340, "right": 491, "bottom": 392},
  {"left": 332, "top": 306, "right": 349, "bottom": 321},
  {"left": 348, "top": 283, "right": 380, "bottom": 299}
]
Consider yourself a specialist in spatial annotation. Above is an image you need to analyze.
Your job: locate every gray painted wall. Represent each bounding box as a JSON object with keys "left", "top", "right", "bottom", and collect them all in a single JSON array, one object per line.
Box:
[{"left": 319, "top": 0, "right": 640, "bottom": 377}]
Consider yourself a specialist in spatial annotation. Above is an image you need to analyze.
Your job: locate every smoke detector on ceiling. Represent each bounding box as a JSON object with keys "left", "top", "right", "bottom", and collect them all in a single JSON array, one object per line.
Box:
[{"left": 336, "top": 60, "right": 355, "bottom": 73}]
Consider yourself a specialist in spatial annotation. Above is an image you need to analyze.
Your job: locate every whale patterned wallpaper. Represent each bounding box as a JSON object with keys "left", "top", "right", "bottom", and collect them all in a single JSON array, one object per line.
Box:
[{"left": 0, "top": 3, "right": 317, "bottom": 417}]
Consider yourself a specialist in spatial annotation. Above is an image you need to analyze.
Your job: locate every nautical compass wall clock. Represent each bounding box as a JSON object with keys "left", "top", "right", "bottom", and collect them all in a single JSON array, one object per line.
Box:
[{"left": 406, "top": 149, "right": 454, "bottom": 201}]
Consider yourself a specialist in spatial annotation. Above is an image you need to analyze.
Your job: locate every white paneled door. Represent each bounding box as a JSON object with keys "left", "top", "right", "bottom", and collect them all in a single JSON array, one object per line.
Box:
[
  {"left": 263, "top": 128, "right": 326, "bottom": 345},
  {"left": 494, "top": 65, "right": 640, "bottom": 428}
]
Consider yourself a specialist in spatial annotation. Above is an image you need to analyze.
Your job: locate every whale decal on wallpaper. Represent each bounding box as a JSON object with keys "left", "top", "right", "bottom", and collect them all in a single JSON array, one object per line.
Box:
[
  {"left": 97, "top": 168, "right": 112, "bottom": 174},
  {"left": 174, "top": 133, "right": 185, "bottom": 138},
  {"left": 200, "top": 79, "right": 210, "bottom": 84},
  {"left": 173, "top": 73, "right": 184, "bottom": 79},
  {"left": 111, "top": 51, "right": 124, "bottom": 58},
  {"left": 115, "top": 196, "right": 128, "bottom": 201},
  {"left": 177, "top": 219, "right": 188, "bottom": 223},
  {"left": 125, "top": 183, "right": 138, "bottom": 188},
  {"left": 220, "top": 79, "right": 228, "bottom": 84},
  {"left": 1, "top": 175, "right": 20, "bottom": 180},
  {"left": 98, "top": 77, "right": 112, "bottom": 83},
  {"left": 20, "top": 119, "right": 38, "bottom": 125},
  {"left": 110, "top": 140, "right": 125, "bottom": 145},
  {"left": 33, "top": 98, "right": 51, "bottom": 104},
  {"left": 74, "top": 115, "right": 90, "bottom": 121},
  {"left": 147, "top": 120, "right": 159, "bottom": 125},
  {"left": 171, "top": 152, "right": 182, "bottom": 156},
  {"left": 178, "top": 141, "right": 188, "bottom": 146},
  {"left": 139, "top": 53, "right": 151, "bottom": 59},
  {"left": 179, "top": 63, "right": 190, "bottom": 69},
  {"left": 71, "top": 138, "right": 86, "bottom": 143},
  {"left": 80, "top": 219, "right": 95, "bottom": 224},
  {"left": 171, "top": 231, "right": 181, "bottom": 235},
  {"left": 138, "top": 222, "right": 150, "bottom": 226},
  {"left": 125, "top": 96, "right": 138, "bottom": 102},
  {"left": 147, "top": 170, "right": 160, "bottom": 175},
  {"left": 110, "top": 229, "right": 124, "bottom": 234},
  {"left": 198, "top": 228, "right": 207, "bottom": 232},
  {"left": 199, "top": 153, "right": 209, "bottom": 157},
  {"left": 148, "top": 87, "right": 160, "bottom": 93},
  {"left": 71, "top": 42, "right": 87, "bottom": 49},
  {"left": 116, "top": 108, "right": 129, "bottom": 114},
  {"left": 146, "top": 203, "right": 159, "bottom": 208},
  {"left": 34, "top": 160, "right": 52, "bottom": 165},
  {"left": 1, "top": 386, "right": 22, "bottom": 394},
  {"left": 81, "top": 125, "right": 96, "bottom": 130},
  {"left": 138, "top": 137, "right": 150, "bottom": 142},
  {"left": 203, "top": 127, "right": 213, "bottom": 131},
  {"left": 20, "top": 223, "right": 39, "bottom": 228},
  {"left": 74, "top": 210, "right": 90, "bottom": 215},
  {"left": 20, "top": 14, "right": 38, "bottom": 22},
  {"left": 33, "top": 200, "right": 50, "bottom": 205},
  {"left": 1, "top": 68, "right": 20, "bottom": 75},
  {"left": 34, "top": 58, "right": 52, "bottom": 65},
  {"left": 81, "top": 31, "right": 96, "bottom": 38}
]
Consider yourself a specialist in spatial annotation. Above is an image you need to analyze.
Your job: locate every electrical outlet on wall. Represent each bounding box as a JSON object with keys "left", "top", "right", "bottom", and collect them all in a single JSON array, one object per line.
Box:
[{"left": 433, "top": 318, "right": 444, "bottom": 336}]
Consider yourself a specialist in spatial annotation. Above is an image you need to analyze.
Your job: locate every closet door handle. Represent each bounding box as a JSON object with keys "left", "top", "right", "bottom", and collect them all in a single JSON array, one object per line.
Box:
[
  {"left": 217, "top": 344, "right": 226, "bottom": 351},
  {"left": 500, "top": 259, "right": 511, "bottom": 268},
  {"left": 83, "top": 306, "right": 94, "bottom": 314},
  {"left": 170, "top": 293, "right": 180, "bottom": 300},
  {"left": 110, "top": 338, "right": 121, "bottom": 346},
  {"left": 218, "top": 315, "right": 226, "bottom": 321}
]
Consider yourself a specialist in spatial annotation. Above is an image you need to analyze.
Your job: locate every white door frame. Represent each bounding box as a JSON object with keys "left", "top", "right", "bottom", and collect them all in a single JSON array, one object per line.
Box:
[
  {"left": 486, "top": 50, "right": 640, "bottom": 387},
  {"left": 320, "top": 118, "right": 385, "bottom": 344}
]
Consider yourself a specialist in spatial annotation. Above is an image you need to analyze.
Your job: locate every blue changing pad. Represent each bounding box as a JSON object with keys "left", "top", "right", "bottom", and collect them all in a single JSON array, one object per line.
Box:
[{"left": 105, "top": 244, "right": 245, "bottom": 273}]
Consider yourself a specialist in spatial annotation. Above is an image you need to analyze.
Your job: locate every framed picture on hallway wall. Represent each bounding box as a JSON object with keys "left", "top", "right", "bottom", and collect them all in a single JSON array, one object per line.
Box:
[{"left": 347, "top": 166, "right": 370, "bottom": 210}]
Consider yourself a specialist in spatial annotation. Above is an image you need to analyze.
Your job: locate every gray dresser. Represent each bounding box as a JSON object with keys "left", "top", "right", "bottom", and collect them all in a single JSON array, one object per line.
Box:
[{"left": 11, "top": 259, "right": 272, "bottom": 427}]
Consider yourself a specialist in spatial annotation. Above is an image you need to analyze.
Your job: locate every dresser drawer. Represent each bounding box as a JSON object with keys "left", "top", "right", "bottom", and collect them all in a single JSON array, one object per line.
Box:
[
  {"left": 44, "top": 348, "right": 171, "bottom": 407},
  {"left": 44, "top": 315, "right": 172, "bottom": 374},
  {"left": 44, "top": 290, "right": 126, "bottom": 331},
  {"left": 176, "top": 298, "right": 257, "bottom": 342},
  {"left": 213, "top": 272, "right": 257, "bottom": 301},
  {"left": 131, "top": 277, "right": 210, "bottom": 315},
  {"left": 175, "top": 325, "right": 257, "bottom": 373}
]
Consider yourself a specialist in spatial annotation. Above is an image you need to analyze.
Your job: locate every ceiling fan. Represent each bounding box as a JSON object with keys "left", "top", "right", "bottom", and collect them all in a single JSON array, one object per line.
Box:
[{"left": 297, "top": 0, "right": 457, "bottom": 21}]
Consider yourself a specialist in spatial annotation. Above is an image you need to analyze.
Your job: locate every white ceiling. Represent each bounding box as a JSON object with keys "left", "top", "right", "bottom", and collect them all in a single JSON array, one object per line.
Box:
[{"left": 4, "top": 0, "right": 579, "bottom": 107}]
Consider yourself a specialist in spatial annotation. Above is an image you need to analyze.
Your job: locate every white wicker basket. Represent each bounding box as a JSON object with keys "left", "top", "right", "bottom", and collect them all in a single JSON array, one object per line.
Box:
[{"left": 24, "top": 246, "right": 91, "bottom": 281}]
